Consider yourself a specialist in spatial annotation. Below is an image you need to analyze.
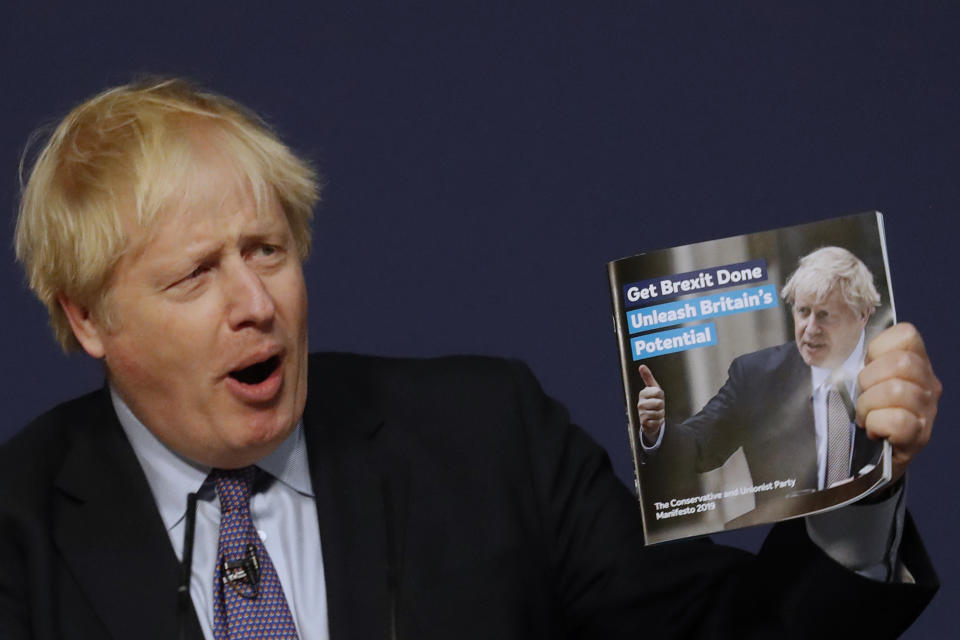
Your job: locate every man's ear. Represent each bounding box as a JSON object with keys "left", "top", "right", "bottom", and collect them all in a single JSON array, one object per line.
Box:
[{"left": 58, "top": 295, "right": 107, "bottom": 359}]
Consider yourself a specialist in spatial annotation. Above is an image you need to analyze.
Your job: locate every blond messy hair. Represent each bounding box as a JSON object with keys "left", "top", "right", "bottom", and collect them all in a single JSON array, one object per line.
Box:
[
  {"left": 16, "top": 77, "right": 320, "bottom": 351},
  {"left": 781, "top": 246, "right": 881, "bottom": 317}
]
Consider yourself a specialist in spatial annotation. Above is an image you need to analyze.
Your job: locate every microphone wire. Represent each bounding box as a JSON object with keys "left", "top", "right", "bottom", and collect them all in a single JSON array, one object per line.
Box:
[
  {"left": 382, "top": 478, "right": 400, "bottom": 640},
  {"left": 177, "top": 492, "right": 199, "bottom": 640}
]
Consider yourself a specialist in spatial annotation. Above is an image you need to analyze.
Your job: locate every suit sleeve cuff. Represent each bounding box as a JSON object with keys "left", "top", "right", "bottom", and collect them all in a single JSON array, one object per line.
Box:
[
  {"left": 804, "top": 479, "right": 905, "bottom": 582},
  {"left": 639, "top": 421, "right": 664, "bottom": 452}
]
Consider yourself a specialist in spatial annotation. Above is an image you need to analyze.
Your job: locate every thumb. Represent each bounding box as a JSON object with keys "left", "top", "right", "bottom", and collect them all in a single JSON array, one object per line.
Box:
[{"left": 638, "top": 364, "right": 660, "bottom": 389}]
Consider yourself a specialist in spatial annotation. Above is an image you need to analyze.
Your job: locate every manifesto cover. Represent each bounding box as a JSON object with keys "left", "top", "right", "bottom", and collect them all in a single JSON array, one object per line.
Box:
[{"left": 609, "top": 212, "right": 893, "bottom": 544}]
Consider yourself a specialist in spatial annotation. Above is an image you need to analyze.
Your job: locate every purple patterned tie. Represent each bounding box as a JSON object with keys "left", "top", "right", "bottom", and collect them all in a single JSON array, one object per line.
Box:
[{"left": 212, "top": 467, "right": 300, "bottom": 639}]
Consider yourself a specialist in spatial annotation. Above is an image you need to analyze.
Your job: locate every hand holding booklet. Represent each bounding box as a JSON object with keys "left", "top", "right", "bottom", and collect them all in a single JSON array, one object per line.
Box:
[{"left": 608, "top": 212, "right": 894, "bottom": 544}]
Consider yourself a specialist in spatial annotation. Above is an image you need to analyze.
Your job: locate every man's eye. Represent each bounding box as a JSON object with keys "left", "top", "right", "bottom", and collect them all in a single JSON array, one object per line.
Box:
[
  {"left": 253, "top": 244, "right": 287, "bottom": 262},
  {"left": 251, "top": 244, "right": 281, "bottom": 259},
  {"left": 188, "top": 264, "right": 211, "bottom": 279}
]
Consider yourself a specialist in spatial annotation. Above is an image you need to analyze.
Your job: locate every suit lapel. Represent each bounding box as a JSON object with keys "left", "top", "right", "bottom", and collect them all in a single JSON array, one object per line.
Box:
[
  {"left": 52, "top": 390, "right": 204, "bottom": 640},
  {"left": 784, "top": 345, "right": 819, "bottom": 489},
  {"left": 303, "top": 356, "right": 404, "bottom": 640},
  {"left": 52, "top": 356, "right": 406, "bottom": 640}
]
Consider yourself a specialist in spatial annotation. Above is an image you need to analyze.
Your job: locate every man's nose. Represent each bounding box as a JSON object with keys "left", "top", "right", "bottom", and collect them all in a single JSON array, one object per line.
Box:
[
  {"left": 225, "top": 261, "right": 276, "bottom": 329},
  {"left": 803, "top": 317, "right": 823, "bottom": 336}
]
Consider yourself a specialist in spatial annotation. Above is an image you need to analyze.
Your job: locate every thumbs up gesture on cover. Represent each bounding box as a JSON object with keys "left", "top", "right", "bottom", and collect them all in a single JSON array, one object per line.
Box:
[{"left": 637, "top": 364, "right": 666, "bottom": 441}]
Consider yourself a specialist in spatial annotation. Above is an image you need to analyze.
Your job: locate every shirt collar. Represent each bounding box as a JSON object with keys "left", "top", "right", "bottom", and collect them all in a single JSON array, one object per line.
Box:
[
  {"left": 110, "top": 388, "right": 314, "bottom": 532},
  {"left": 810, "top": 331, "right": 866, "bottom": 391}
]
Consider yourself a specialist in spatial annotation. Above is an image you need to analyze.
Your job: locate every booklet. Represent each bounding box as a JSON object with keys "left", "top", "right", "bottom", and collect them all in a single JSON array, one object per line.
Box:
[{"left": 608, "top": 212, "right": 894, "bottom": 544}]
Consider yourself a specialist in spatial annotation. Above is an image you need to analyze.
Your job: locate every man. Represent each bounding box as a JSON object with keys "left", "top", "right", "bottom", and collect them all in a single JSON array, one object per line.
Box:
[
  {"left": 638, "top": 247, "right": 891, "bottom": 496},
  {"left": 0, "top": 78, "right": 941, "bottom": 639}
]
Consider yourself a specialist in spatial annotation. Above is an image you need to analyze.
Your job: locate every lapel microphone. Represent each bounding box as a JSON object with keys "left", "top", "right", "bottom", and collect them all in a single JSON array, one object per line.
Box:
[
  {"left": 221, "top": 542, "right": 261, "bottom": 598},
  {"left": 176, "top": 485, "right": 263, "bottom": 639}
]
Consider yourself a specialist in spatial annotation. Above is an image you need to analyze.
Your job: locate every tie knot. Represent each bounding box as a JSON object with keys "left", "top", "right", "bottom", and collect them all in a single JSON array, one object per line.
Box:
[{"left": 212, "top": 467, "right": 258, "bottom": 513}]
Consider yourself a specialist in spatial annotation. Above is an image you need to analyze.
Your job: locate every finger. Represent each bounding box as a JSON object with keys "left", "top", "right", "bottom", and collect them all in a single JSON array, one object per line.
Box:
[
  {"left": 637, "top": 386, "right": 664, "bottom": 402},
  {"left": 637, "top": 397, "right": 664, "bottom": 412},
  {"left": 638, "top": 364, "right": 660, "bottom": 388},
  {"left": 865, "top": 322, "right": 928, "bottom": 365},
  {"left": 639, "top": 415, "right": 665, "bottom": 434},
  {"left": 861, "top": 407, "right": 928, "bottom": 446},
  {"left": 638, "top": 410, "right": 665, "bottom": 423},
  {"left": 861, "top": 407, "right": 931, "bottom": 479},
  {"left": 856, "top": 377, "right": 938, "bottom": 429},
  {"left": 858, "top": 349, "right": 936, "bottom": 392}
]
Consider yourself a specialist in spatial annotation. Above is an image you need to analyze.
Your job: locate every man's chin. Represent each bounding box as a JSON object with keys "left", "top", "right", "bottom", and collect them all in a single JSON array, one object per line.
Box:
[
  {"left": 222, "top": 400, "right": 297, "bottom": 445},
  {"left": 212, "top": 427, "right": 293, "bottom": 468},
  {"left": 798, "top": 344, "right": 828, "bottom": 367}
]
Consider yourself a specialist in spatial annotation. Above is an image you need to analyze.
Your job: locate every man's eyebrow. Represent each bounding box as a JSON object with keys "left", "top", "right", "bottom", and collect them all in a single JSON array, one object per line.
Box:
[
  {"left": 155, "top": 242, "right": 224, "bottom": 277},
  {"left": 180, "top": 241, "right": 224, "bottom": 263}
]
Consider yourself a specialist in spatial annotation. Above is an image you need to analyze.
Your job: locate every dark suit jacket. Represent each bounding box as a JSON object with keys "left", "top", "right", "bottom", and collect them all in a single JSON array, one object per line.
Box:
[
  {"left": 0, "top": 353, "right": 937, "bottom": 639},
  {"left": 657, "top": 342, "right": 880, "bottom": 493}
]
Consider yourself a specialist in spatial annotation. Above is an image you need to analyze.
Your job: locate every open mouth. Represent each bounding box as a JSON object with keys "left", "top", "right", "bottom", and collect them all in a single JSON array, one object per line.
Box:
[{"left": 229, "top": 355, "right": 281, "bottom": 385}]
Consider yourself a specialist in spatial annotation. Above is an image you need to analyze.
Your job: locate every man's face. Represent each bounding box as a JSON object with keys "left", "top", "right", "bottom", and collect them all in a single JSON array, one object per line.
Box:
[
  {"left": 792, "top": 286, "right": 868, "bottom": 369},
  {"left": 72, "top": 150, "right": 309, "bottom": 468}
]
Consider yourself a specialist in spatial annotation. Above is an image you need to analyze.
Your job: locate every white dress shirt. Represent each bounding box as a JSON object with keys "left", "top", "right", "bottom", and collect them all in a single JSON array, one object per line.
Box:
[{"left": 112, "top": 389, "right": 330, "bottom": 640}]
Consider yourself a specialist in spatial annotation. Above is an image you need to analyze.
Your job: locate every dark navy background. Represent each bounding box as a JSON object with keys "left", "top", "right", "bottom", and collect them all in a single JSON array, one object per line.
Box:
[{"left": 2, "top": 2, "right": 957, "bottom": 635}]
